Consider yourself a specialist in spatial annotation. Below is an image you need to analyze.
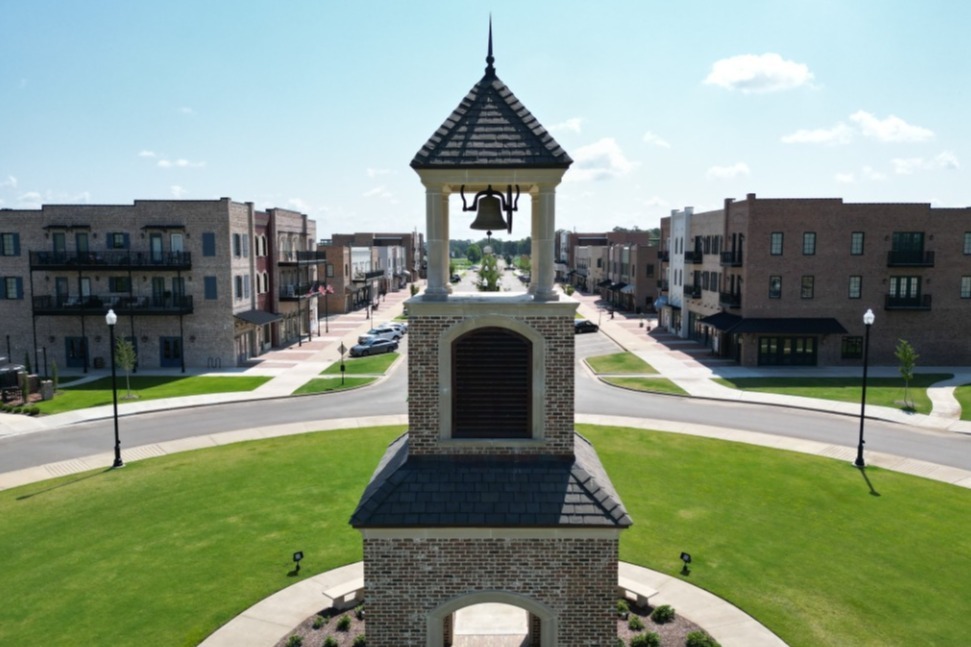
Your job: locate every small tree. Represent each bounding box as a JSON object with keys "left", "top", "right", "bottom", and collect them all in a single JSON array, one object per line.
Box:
[
  {"left": 51, "top": 359, "right": 59, "bottom": 393},
  {"left": 466, "top": 243, "right": 482, "bottom": 264},
  {"left": 23, "top": 351, "right": 32, "bottom": 375},
  {"left": 476, "top": 252, "right": 501, "bottom": 291},
  {"left": 895, "top": 338, "right": 918, "bottom": 410},
  {"left": 115, "top": 337, "right": 138, "bottom": 399}
]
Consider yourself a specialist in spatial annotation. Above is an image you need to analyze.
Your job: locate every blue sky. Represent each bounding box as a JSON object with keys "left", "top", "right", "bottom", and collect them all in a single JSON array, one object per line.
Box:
[{"left": 2, "top": 0, "right": 968, "bottom": 237}]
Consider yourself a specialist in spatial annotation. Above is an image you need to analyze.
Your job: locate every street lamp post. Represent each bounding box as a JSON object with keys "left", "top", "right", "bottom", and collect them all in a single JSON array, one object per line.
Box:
[
  {"left": 106, "top": 309, "right": 124, "bottom": 469},
  {"left": 855, "top": 308, "right": 875, "bottom": 468}
]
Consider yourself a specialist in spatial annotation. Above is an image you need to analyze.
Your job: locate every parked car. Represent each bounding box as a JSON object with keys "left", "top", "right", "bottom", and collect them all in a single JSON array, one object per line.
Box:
[
  {"left": 379, "top": 321, "right": 408, "bottom": 335},
  {"left": 574, "top": 319, "right": 599, "bottom": 334},
  {"left": 359, "top": 326, "right": 402, "bottom": 344},
  {"left": 349, "top": 337, "right": 398, "bottom": 357},
  {"left": 450, "top": 273, "right": 461, "bottom": 282}
]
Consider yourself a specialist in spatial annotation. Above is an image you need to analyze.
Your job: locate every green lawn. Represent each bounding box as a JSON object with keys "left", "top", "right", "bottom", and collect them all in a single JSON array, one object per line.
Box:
[
  {"left": 320, "top": 352, "right": 399, "bottom": 375},
  {"left": 955, "top": 384, "right": 971, "bottom": 421},
  {"left": 291, "top": 377, "right": 376, "bottom": 394},
  {"left": 2, "top": 425, "right": 969, "bottom": 646},
  {"left": 713, "top": 373, "right": 952, "bottom": 415},
  {"left": 34, "top": 375, "right": 272, "bottom": 414},
  {"left": 586, "top": 352, "right": 658, "bottom": 375},
  {"left": 601, "top": 376, "right": 688, "bottom": 396}
]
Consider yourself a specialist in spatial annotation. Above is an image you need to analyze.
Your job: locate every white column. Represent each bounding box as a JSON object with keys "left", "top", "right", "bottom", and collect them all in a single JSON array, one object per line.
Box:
[
  {"left": 424, "top": 186, "right": 449, "bottom": 300},
  {"left": 531, "top": 186, "right": 558, "bottom": 301},
  {"left": 441, "top": 192, "right": 451, "bottom": 295}
]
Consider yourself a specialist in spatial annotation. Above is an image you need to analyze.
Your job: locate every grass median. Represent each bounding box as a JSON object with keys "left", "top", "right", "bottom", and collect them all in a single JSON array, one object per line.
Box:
[
  {"left": 3, "top": 425, "right": 968, "bottom": 646},
  {"left": 33, "top": 375, "right": 272, "bottom": 415},
  {"left": 713, "top": 373, "right": 952, "bottom": 415},
  {"left": 587, "top": 352, "right": 686, "bottom": 395}
]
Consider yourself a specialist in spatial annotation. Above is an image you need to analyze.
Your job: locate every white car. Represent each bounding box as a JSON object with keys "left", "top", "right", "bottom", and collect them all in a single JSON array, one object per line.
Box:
[
  {"left": 380, "top": 321, "right": 408, "bottom": 335},
  {"left": 359, "top": 326, "right": 402, "bottom": 344}
]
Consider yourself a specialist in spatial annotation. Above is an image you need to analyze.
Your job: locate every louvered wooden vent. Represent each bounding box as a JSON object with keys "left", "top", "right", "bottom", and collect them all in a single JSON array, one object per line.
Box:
[{"left": 452, "top": 327, "right": 531, "bottom": 439}]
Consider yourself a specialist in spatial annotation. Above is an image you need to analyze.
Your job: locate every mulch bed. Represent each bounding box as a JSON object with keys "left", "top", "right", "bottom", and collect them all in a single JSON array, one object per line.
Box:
[{"left": 276, "top": 600, "right": 716, "bottom": 647}]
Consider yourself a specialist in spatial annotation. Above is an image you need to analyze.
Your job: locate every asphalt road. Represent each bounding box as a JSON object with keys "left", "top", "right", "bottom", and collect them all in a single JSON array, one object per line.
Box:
[{"left": 3, "top": 327, "right": 970, "bottom": 475}]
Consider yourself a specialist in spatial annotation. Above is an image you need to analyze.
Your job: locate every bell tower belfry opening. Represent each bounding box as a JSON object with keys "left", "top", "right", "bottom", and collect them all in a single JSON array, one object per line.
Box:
[{"left": 351, "top": 22, "right": 632, "bottom": 646}]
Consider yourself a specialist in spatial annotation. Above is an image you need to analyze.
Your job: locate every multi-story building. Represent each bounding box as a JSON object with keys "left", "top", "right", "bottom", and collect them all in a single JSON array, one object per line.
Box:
[
  {"left": 659, "top": 193, "right": 971, "bottom": 366},
  {"left": 0, "top": 198, "right": 319, "bottom": 372},
  {"left": 318, "top": 232, "right": 421, "bottom": 315},
  {"left": 563, "top": 231, "right": 654, "bottom": 304}
]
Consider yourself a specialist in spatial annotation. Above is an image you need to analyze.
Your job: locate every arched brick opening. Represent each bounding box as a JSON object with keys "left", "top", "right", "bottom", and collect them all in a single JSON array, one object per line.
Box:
[{"left": 426, "top": 591, "right": 556, "bottom": 647}]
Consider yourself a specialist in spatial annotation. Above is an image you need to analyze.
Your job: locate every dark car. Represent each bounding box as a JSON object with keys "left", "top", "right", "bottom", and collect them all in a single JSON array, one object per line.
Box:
[
  {"left": 349, "top": 337, "right": 398, "bottom": 357},
  {"left": 574, "top": 319, "right": 599, "bottom": 334}
]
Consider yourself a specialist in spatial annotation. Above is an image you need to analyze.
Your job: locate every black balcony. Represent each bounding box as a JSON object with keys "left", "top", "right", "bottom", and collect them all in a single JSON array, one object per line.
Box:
[
  {"left": 280, "top": 283, "right": 317, "bottom": 300},
  {"left": 887, "top": 250, "right": 934, "bottom": 267},
  {"left": 684, "top": 285, "right": 701, "bottom": 299},
  {"left": 684, "top": 251, "right": 703, "bottom": 264},
  {"left": 885, "top": 294, "right": 932, "bottom": 310},
  {"left": 278, "top": 250, "right": 328, "bottom": 265},
  {"left": 32, "top": 294, "right": 193, "bottom": 316},
  {"left": 720, "top": 250, "right": 743, "bottom": 267},
  {"left": 658, "top": 250, "right": 670, "bottom": 262},
  {"left": 352, "top": 269, "right": 385, "bottom": 282},
  {"left": 29, "top": 250, "right": 191, "bottom": 270},
  {"left": 658, "top": 279, "right": 669, "bottom": 292},
  {"left": 719, "top": 291, "right": 742, "bottom": 308}
]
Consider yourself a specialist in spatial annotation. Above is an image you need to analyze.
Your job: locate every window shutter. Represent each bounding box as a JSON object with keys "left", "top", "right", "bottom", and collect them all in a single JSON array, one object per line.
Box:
[
  {"left": 12, "top": 234, "right": 20, "bottom": 256},
  {"left": 0, "top": 278, "right": 6, "bottom": 299},
  {"left": 14, "top": 277, "right": 23, "bottom": 299},
  {"left": 204, "top": 276, "right": 217, "bottom": 299},
  {"left": 202, "top": 233, "right": 216, "bottom": 256},
  {"left": 242, "top": 235, "right": 250, "bottom": 258},
  {"left": 243, "top": 275, "right": 250, "bottom": 298}
]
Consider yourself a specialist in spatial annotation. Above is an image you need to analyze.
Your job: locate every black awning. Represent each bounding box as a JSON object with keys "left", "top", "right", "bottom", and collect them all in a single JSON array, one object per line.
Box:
[
  {"left": 699, "top": 312, "right": 743, "bottom": 331},
  {"left": 234, "top": 309, "right": 282, "bottom": 326},
  {"left": 610, "top": 282, "right": 628, "bottom": 291},
  {"left": 731, "top": 317, "right": 848, "bottom": 335},
  {"left": 597, "top": 279, "right": 612, "bottom": 287}
]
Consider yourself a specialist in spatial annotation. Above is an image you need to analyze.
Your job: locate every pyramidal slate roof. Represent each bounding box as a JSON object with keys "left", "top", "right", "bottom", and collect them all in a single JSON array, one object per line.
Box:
[
  {"left": 350, "top": 433, "right": 632, "bottom": 529},
  {"left": 410, "top": 28, "right": 573, "bottom": 170}
]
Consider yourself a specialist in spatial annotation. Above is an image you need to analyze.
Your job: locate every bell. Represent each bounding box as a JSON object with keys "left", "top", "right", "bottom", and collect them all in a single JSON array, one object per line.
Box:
[{"left": 470, "top": 195, "right": 507, "bottom": 232}]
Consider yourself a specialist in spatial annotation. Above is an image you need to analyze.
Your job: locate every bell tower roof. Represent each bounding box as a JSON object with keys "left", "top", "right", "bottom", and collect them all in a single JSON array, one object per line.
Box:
[{"left": 410, "top": 21, "right": 573, "bottom": 170}]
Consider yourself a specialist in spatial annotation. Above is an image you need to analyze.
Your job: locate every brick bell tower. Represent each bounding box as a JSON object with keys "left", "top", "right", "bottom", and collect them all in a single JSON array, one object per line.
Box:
[{"left": 351, "top": 23, "right": 631, "bottom": 647}]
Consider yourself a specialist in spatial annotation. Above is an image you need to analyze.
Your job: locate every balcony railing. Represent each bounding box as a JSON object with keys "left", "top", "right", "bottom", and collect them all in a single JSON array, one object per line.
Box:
[
  {"left": 658, "top": 279, "right": 669, "bottom": 292},
  {"left": 885, "top": 294, "right": 932, "bottom": 310},
  {"left": 684, "top": 251, "right": 703, "bottom": 264},
  {"left": 658, "top": 250, "right": 670, "bottom": 262},
  {"left": 719, "top": 291, "right": 742, "bottom": 308},
  {"left": 32, "top": 294, "right": 193, "bottom": 315},
  {"left": 278, "top": 250, "right": 328, "bottom": 264},
  {"left": 29, "top": 250, "right": 191, "bottom": 270},
  {"left": 720, "top": 250, "right": 743, "bottom": 267},
  {"left": 352, "top": 269, "right": 385, "bottom": 281},
  {"left": 279, "top": 283, "right": 317, "bottom": 300},
  {"left": 887, "top": 250, "right": 934, "bottom": 267},
  {"left": 684, "top": 285, "right": 701, "bottom": 299}
]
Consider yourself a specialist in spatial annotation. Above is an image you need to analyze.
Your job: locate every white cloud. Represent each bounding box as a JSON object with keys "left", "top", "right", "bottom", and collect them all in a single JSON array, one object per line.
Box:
[
  {"left": 849, "top": 110, "right": 933, "bottom": 143},
  {"left": 179, "top": 107, "right": 194, "bottom": 115},
  {"left": 17, "top": 191, "right": 43, "bottom": 208},
  {"left": 835, "top": 172, "right": 855, "bottom": 184},
  {"left": 366, "top": 168, "right": 394, "bottom": 178},
  {"left": 781, "top": 123, "right": 854, "bottom": 145},
  {"left": 138, "top": 150, "right": 157, "bottom": 158},
  {"left": 704, "top": 53, "right": 814, "bottom": 93},
  {"left": 549, "top": 117, "right": 583, "bottom": 134},
  {"left": 286, "top": 198, "right": 312, "bottom": 212},
  {"left": 0, "top": 175, "right": 17, "bottom": 189},
  {"left": 706, "top": 162, "right": 751, "bottom": 179},
  {"left": 170, "top": 185, "right": 186, "bottom": 198},
  {"left": 567, "top": 138, "right": 638, "bottom": 182},
  {"left": 862, "top": 166, "right": 886, "bottom": 181},
  {"left": 892, "top": 151, "right": 960, "bottom": 175},
  {"left": 363, "top": 185, "right": 393, "bottom": 199},
  {"left": 157, "top": 158, "right": 205, "bottom": 169},
  {"left": 642, "top": 131, "right": 671, "bottom": 148},
  {"left": 643, "top": 196, "right": 668, "bottom": 207}
]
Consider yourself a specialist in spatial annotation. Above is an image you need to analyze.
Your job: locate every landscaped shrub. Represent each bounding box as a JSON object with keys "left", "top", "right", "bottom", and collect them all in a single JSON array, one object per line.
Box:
[
  {"left": 312, "top": 615, "right": 325, "bottom": 629},
  {"left": 352, "top": 634, "right": 366, "bottom": 646},
  {"left": 323, "top": 637, "right": 338, "bottom": 647},
  {"left": 685, "top": 630, "right": 721, "bottom": 647},
  {"left": 28, "top": 406, "right": 39, "bottom": 416},
  {"left": 336, "top": 614, "right": 351, "bottom": 631},
  {"left": 285, "top": 635, "right": 303, "bottom": 647},
  {"left": 650, "top": 604, "right": 676, "bottom": 624},
  {"left": 628, "top": 614, "right": 645, "bottom": 631},
  {"left": 616, "top": 598, "right": 630, "bottom": 617},
  {"left": 355, "top": 604, "right": 365, "bottom": 620},
  {"left": 630, "top": 631, "right": 661, "bottom": 647}
]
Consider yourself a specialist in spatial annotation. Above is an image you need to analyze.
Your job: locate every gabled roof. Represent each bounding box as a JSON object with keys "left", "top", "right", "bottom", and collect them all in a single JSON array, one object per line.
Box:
[
  {"left": 351, "top": 433, "right": 632, "bottom": 529},
  {"left": 410, "top": 27, "right": 572, "bottom": 170}
]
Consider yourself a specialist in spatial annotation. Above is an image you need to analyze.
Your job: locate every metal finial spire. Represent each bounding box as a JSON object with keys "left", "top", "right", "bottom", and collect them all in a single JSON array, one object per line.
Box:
[{"left": 485, "top": 15, "right": 495, "bottom": 75}]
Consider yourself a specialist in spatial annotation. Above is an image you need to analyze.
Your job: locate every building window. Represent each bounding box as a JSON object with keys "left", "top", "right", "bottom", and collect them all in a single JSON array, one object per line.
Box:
[
  {"left": 108, "top": 276, "right": 131, "bottom": 293},
  {"left": 849, "top": 275, "right": 862, "bottom": 299},
  {"left": 803, "top": 232, "right": 816, "bottom": 255},
  {"left": 841, "top": 336, "right": 863, "bottom": 359},
  {"left": 243, "top": 275, "right": 251, "bottom": 299},
  {"left": 964, "top": 233, "right": 971, "bottom": 255},
  {"left": 0, "top": 233, "right": 20, "bottom": 256},
  {"left": 242, "top": 235, "right": 250, "bottom": 258},
  {"left": 801, "top": 276, "right": 814, "bottom": 299},
  {"left": 232, "top": 233, "right": 242, "bottom": 257},
  {"left": 204, "top": 276, "right": 218, "bottom": 300},
  {"left": 850, "top": 232, "right": 864, "bottom": 255},
  {"left": 202, "top": 232, "right": 216, "bottom": 257},
  {"left": 107, "top": 232, "right": 129, "bottom": 249},
  {"left": 234, "top": 275, "right": 243, "bottom": 299},
  {"left": 769, "top": 275, "right": 782, "bottom": 299},
  {"left": 770, "top": 232, "right": 783, "bottom": 255},
  {"left": 962, "top": 276, "right": 971, "bottom": 299},
  {"left": 1, "top": 276, "right": 23, "bottom": 299}
]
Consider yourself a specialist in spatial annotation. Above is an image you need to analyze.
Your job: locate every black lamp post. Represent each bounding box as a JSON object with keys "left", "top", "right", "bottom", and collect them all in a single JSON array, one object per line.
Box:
[
  {"left": 106, "top": 308, "right": 124, "bottom": 469},
  {"left": 855, "top": 308, "right": 875, "bottom": 468}
]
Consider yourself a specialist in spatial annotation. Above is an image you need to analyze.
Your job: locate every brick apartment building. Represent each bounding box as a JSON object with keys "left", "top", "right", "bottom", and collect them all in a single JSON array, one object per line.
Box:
[
  {"left": 562, "top": 231, "right": 655, "bottom": 309},
  {"left": 0, "top": 198, "right": 321, "bottom": 372},
  {"left": 658, "top": 193, "right": 971, "bottom": 366}
]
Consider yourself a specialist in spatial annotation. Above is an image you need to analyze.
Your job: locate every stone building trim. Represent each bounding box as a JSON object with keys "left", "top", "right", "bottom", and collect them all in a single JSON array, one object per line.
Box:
[{"left": 426, "top": 591, "right": 557, "bottom": 647}]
